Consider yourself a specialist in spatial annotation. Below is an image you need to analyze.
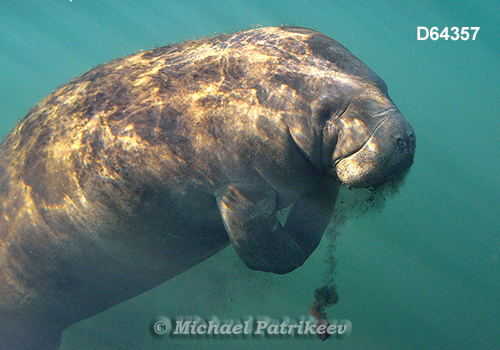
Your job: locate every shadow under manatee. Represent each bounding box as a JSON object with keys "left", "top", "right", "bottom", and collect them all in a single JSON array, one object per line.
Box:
[
  {"left": 59, "top": 170, "right": 411, "bottom": 349},
  {"left": 59, "top": 242, "right": 300, "bottom": 349}
]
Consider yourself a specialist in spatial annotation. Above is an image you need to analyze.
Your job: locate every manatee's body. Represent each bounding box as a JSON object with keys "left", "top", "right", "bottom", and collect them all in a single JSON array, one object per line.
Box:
[{"left": 0, "top": 27, "right": 415, "bottom": 349}]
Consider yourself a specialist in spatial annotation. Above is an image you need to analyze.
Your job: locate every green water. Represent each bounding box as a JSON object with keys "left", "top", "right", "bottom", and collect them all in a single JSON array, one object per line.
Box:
[{"left": 1, "top": 1, "right": 499, "bottom": 349}]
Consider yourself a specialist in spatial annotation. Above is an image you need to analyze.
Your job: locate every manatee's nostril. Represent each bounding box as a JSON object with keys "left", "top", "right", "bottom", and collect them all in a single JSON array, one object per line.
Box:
[
  {"left": 409, "top": 133, "right": 416, "bottom": 149},
  {"left": 396, "top": 138, "right": 405, "bottom": 149}
]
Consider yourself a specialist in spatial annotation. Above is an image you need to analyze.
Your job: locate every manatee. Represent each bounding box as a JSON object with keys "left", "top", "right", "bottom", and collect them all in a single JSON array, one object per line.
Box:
[{"left": 0, "top": 26, "right": 415, "bottom": 349}]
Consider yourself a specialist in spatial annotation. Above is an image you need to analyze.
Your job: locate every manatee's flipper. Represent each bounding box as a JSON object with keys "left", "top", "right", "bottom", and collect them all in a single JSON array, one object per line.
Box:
[{"left": 215, "top": 179, "right": 338, "bottom": 274}]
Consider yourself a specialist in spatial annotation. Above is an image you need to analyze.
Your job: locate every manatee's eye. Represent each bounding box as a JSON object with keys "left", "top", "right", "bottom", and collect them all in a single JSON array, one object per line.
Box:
[{"left": 396, "top": 138, "right": 406, "bottom": 149}]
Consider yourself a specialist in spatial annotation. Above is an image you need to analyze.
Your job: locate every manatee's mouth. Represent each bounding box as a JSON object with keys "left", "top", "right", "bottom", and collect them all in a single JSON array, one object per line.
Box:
[
  {"left": 328, "top": 107, "right": 395, "bottom": 174},
  {"left": 332, "top": 108, "right": 415, "bottom": 188},
  {"left": 331, "top": 166, "right": 411, "bottom": 226},
  {"left": 350, "top": 107, "right": 398, "bottom": 151}
]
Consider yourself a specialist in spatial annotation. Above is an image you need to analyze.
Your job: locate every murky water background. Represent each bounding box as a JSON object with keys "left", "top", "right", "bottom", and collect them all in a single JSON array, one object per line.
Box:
[{"left": 1, "top": 1, "right": 499, "bottom": 349}]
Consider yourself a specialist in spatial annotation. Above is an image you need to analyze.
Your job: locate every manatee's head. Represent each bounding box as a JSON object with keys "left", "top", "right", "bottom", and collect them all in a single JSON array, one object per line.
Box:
[
  {"left": 327, "top": 90, "right": 416, "bottom": 188},
  {"left": 282, "top": 27, "right": 416, "bottom": 189}
]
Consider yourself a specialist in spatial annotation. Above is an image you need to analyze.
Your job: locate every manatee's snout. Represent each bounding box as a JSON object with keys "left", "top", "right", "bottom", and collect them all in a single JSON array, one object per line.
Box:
[{"left": 336, "top": 109, "right": 416, "bottom": 188}]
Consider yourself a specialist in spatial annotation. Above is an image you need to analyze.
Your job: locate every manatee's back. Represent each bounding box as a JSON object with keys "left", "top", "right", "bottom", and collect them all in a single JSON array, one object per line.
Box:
[
  {"left": 0, "top": 33, "right": 256, "bottom": 349},
  {"left": 0, "top": 26, "right": 362, "bottom": 349}
]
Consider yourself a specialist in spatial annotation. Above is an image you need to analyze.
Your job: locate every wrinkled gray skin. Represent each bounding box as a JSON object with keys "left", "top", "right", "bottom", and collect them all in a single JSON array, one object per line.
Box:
[{"left": 0, "top": 27, "right": 415, "bottom": 349}]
